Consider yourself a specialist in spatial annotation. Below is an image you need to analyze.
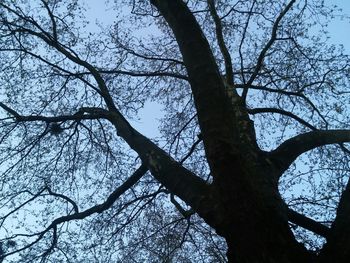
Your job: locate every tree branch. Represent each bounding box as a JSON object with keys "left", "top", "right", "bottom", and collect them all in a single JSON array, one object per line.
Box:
[
  {"left": 236, "top": 84, "right": 328, "bottom": 126},
  {"left": 0, "top": 103, "right": 109, "bottom": 122},
  {"left": 287, "top": 208, "right": 330, "bottom": 238},
  {"left": 150, "top": 0, "right": 258, "bottom": 182},
  {"left": 40, "top": 0, "right": 58, "bottom": 42},
  {"left": 207, "top": 0, "right": 234, "bottom": 85},
  {"left": 0, "top": 103, "right": 21, "bottom": 119},
  {"left": 248, "top": 107, "right": 317, "bottom": 130},
  {"left": 82, "top": 69, "right": 189, "bottom": 81},
  {"left": 270, "top": 130, "right": 350, "bottom": 173},
  {"left": 242, "top": 0, "right": 296, "bottom": 101},
  {"left": 1, "top": 164, "right": 148, "bottom": 259},
  {"left": 45, "top": 186, "right": 79, "bottom": 213}
]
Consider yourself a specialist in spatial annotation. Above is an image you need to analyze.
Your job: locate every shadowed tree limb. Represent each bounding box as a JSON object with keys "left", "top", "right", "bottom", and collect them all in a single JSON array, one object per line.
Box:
[
  {"left": 150, "top": 0, "right": 258, "bottom": 182},
  {"left": 270, "top": 130, "right": 350, "bottom": 174},
  {"left": 77, "top": 69, "right": 189, "bottom": 81},
  {"left": 287, "top": 209, "right": 330, "bottom": 238},
  {"left": 0, "top": 103, "right": 109, "bottom": 122}
]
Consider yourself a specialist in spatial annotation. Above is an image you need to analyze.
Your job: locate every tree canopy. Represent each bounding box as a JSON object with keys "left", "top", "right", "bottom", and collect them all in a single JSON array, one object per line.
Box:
[{"left": 0, "top": 0, "right": 349, "bottom": 262}]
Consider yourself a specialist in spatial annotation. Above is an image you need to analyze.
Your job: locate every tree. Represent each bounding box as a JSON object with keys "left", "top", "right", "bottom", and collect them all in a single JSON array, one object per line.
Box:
[{"left": 0, "top": 0, "right": 349, "bottom": 262}]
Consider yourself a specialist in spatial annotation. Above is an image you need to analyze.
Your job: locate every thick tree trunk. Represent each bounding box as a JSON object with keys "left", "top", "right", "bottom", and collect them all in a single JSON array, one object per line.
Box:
[
  {"left": 210, "top": 162, "right": 314, "bottom": 263},
  {"left": 148, "top": 1, "right": 349, "bottom": 262},
  {"left": 225, "top": 233, "right": 312, "bottom": 263},
  {"left": 318, "top": 179, "right": 350, "bottom": 263},
  {"left": 221, "top": 204, "right": 313, "bottom": 263}
]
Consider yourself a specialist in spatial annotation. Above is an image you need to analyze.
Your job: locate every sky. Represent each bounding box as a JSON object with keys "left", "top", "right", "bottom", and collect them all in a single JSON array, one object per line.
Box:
[{"left": 325, "top": 0, "right": 350, "bottom": 48}]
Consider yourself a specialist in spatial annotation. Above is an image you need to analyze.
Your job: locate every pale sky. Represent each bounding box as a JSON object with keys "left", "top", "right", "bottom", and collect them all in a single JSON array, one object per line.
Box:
[{"left": 326, "top": 0, "right": 350, "bottom": 48}]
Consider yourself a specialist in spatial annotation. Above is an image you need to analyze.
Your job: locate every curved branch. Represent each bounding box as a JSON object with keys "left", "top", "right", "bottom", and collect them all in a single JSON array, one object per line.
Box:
[
  {"left": 3, "top": 16, "right": 117, "bottom": 111},
  {"left": 45, "top": 186, "right": 79, "bottom": 213},
  {"left": 103, "top": 108, "right": 217, "bottom": 224},
  {"left": 270, "top": 130, "right": 350, "bottom": 173}
]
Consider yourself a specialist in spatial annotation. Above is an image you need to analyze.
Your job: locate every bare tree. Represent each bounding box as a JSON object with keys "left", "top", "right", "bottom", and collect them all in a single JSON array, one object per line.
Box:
[{"left": 0, "top": 0, "right": 349, "bottom": 262}]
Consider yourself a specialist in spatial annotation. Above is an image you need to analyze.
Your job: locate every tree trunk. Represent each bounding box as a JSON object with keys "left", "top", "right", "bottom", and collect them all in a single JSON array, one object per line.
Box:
[
  {"left": 148, "top": 1, "right": 347, "bottom": 262},
  {"left": 222, "top": 209, "right": 313, "bottom": 263},
  {"left": 318, "top": 180, "right": 350, "bottom": 263},
  {"left": 210, "top": 163, "right": 314, "bottom": 263}
]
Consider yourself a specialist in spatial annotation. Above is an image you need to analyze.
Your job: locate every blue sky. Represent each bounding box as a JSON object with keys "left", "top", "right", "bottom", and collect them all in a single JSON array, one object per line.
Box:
[{"left": 326, "top": 0, "right": 350, "bottom": 48}]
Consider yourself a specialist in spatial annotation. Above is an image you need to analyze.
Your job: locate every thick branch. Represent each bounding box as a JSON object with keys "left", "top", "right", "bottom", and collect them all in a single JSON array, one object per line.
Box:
[
  {"left": 270, "top": 130, "right": 350, "bottom": 173},
  {"left": 150, "top": 0, "right": 258, "bottom": 180},
  {"left": 150, "top": 0, "right": 230, "bottom": 126},
  {"left": 106, "top": 110, "right": 215, "bottom": 222},
  {"left": 287, "top": 208, "right": 330, "bottom": 238}
]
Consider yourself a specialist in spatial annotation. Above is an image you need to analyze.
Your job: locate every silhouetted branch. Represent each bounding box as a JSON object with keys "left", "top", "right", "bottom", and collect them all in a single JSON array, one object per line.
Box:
[
  {"left": 271, "top": 130, "right": 350, "bottom": 173},
  {"left": 207, "top": 0, "right": 234, "bottom": 85},
  {"left": 1, "top": 164, "right": 148, "bottom": 259},
  {"left": 248, "top": 107, "right": 317, "bottom": 130},
  {"left": 287, "top": 209, "right": 330, "bottom": 238},
  {"left": 243, "top": 0, "right": 296, "bottom": 101}
]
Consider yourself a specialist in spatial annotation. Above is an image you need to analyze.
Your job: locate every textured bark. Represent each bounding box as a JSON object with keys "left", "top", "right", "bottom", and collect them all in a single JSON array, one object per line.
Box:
[
  {"left": 319, "top": 180, "right": 350, "bottom": 263},
  {"left": 105, "top": 111, "right": 219, "bottom": 224},
  {"left": 211, "top": 158, "right": 314, "bottom": 263},
  {"left": 150, "top": 1, "right": 317, "bottom": 262},
  {"left": 151, "top": 0, "right": 257, "bottom": 172}
]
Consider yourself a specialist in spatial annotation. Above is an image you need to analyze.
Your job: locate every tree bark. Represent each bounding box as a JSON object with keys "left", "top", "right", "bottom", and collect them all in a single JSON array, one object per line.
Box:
[
  {"left": 211, "top": 159, "right": 315, "bottom": 263},
  {"left": 319, "top": 179, "right": 350, "bottom": 263},
  {"left": 150, "top": 1, "right": 317, "bottom": 262}
]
